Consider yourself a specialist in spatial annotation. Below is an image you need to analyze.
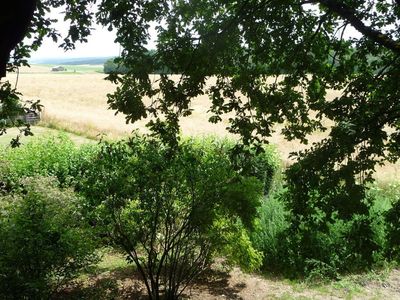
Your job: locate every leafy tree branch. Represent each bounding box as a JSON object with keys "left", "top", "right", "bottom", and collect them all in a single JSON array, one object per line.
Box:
[{"left": 316, "top": 0, "right": 400, "bottom": 54}]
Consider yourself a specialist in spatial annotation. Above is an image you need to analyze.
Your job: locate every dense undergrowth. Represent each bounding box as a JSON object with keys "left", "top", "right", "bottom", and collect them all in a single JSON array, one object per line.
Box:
[
  {"left": 0, "top": 134, "right": 399, "bottom": 298},
  {"left": 252, "top": 183, "right": 400, "bottom": 280}
]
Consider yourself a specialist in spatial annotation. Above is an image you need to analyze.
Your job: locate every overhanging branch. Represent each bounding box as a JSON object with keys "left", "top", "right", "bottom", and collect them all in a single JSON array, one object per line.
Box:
[{"left": 316, "top": 0, "right": 400, "bottom": 54}]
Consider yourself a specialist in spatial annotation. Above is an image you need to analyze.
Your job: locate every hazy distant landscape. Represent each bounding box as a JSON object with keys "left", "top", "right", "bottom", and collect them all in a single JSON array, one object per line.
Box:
[{"left": 29, "top": 56, "right": 114, "bottom": 66}]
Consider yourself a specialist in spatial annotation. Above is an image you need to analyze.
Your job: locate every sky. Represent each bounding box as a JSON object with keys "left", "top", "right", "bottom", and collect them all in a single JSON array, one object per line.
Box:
[
  {"left": 29, "top": 5, "right": 131, "bottom": 61},
  {"left": 30, "top": 25, "right": 120, "bottom": 61},
  {"left": 29, "top": 5, "right": 362, "bottom": 61},
  {"left": 29, "top": 7, "right": 121, "bottom": 61},
  {"left": 29, "top": 7, "right": 159, "bottom": 61}
]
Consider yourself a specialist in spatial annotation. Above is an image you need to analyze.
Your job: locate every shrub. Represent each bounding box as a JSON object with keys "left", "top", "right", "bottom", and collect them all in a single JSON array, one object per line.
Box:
[
  {"left": 103, "top": 58, "right": 129, "bottom": 74},
  {"left": 386, "top": 200, "right": 400, "bottom": 261},
  {"left": 383, "top": 183, "right": 400, "bottom": 262},
  {"left": 0, "top": 134, "right": 98, "bottom": 188},
  {"left": 0, "top": 177, "right": 98, "bottom": 299},
  {"left": 253, "top": 183, "right": 398, "bottom": 279},
  {"left": 251, "top": 189, "right": 290, "bottom": 272},
  {"left": 78, "top": 135, "right": 279, "bottom": 299}
]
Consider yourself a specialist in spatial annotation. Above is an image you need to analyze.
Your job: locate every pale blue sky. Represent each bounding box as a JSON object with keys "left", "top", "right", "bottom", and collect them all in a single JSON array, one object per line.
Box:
[
  {"left": 29, "top": 17, "right": 120, "bottom": 60},
  {"left": 29, "top": 6, "right": 361, "bottom": 61},
  {"left": 29, "top": 7, "right": 156, "bottom": 60}
]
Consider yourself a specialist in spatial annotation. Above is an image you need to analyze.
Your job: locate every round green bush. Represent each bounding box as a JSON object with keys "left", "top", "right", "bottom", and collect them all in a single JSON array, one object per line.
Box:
[
  {"left": 77, "top": 135, "right": 280, "bottom": 298},
  {"left": 0, "top": 176, "right": 98, "bottom": 299}
]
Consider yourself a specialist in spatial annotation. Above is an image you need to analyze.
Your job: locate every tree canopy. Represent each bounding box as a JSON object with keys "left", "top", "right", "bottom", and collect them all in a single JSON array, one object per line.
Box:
[
  {"left": 1, "top": 0, "right": 400, "bottom": 198},
  {"left": 1, "top": 0, "right": 400, "bottom": 291}
]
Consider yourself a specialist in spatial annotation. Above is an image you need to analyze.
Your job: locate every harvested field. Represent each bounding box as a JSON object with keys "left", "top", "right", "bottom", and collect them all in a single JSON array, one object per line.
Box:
[{"left": 5, "top": 65, "right": 400, "bottom": 182}]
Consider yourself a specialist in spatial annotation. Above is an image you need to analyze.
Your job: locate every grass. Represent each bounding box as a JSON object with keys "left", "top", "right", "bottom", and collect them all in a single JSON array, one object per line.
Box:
[
  {"left": 266, "top": 266, "right": 398, "bottom": 300},
  {"left": 95, "top": 248, "right": 131, "bottom": 274},
  {"left": 0, "top": 126, "right": 94, "bottom": 147},
  {"left": 18, "top": 64, "right": 104, "bottom": 74},
  {"left": 76, "top": 248, "right": 132, "bottom": 281},
  {"left": 54, "top": 249, "right": 141, "bottom": 300},
  {"left": 39, "top": 116, "right": 107, "bottom": 141}
]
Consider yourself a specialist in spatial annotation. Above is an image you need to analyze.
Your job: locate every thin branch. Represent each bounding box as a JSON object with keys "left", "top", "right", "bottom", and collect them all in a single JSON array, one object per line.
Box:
[
  {"left": 317, "top": 0, "right": 400, "bottom": 54},
  {"left": 330, "top": 21, "right": 348, "bottom": 70},
  {"left": 111, "top": 206, "right": 153, "bottom": 298}
]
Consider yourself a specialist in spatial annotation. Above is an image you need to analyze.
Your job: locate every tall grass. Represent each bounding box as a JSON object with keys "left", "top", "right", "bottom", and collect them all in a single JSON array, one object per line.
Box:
[
  {"left": 39, "top": 114, "right": 106, "bottom": 140},
  {"left": 251, "top": 182, "right": 400, "bottom": 279},
  {"left": 0, "top": 133, "right": 98, "bottom": 186}
]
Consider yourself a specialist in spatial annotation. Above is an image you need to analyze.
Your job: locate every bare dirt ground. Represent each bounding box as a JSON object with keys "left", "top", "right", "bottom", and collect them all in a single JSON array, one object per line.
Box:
[
  {"left": 57, "top": 263, "right": 400, "bottom": 300},
  {"left": 189, "top": 267, "right": 400, "bottom": 300}
]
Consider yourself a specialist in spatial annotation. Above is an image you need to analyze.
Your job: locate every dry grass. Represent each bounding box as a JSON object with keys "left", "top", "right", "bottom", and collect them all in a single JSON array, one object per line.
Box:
[
  {"left": 5, "top": 65, "right": 400, "bottom": 182},
  {"left": 7, "top": 65, "right": 233, "bottom": 139}
]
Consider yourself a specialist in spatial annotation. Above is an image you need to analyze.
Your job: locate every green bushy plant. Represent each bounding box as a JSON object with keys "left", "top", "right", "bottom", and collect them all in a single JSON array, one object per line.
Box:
[
  {"left": 0, "top": 176, "right": 98, "bottom": 299},
  {"left": 0, "top": 134, "right": 98, "bottom": 188},
  {"left": 386, "top": 200, "right": 400, "bottom": 262},
  {"left": 103, "top": 58, "right": 129, "bottom": 74},
  {"left": 78, "top": 135, "right": 279, "bottom": 299},
  {"left": 383, "top": 183, "right": 400, "bottom": 262},
  {"left": 251, "top": 189, "right": 290, "bottom": 272},
  {"left": 254, "top": 183, "right": 398, "bottom": 279}
]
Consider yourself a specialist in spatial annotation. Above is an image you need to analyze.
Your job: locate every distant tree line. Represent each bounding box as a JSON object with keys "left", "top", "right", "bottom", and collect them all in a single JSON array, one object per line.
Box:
[
  {"left": 104, "top": 48, "right": 374, "bottom": 76},
  {"left": 104, "top": 50, "right": 170, "bottom": 74},
  {"left": 103, "top": 58, "right": 129, "bottom": 74}
]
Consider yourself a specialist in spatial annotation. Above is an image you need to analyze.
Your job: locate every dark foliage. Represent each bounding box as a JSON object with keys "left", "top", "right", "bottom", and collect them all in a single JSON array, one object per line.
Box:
[{"left": 0, "top": 177, "right": 98, "bottom": 299}]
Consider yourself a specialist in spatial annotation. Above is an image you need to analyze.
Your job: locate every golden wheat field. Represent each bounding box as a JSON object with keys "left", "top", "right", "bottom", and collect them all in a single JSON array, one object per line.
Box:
[
  {"left": 5, "top": 64, "right": 400, "bottom": 182},
  {"left": 7, "top": 65, "right": 241, "bottom": 139}
]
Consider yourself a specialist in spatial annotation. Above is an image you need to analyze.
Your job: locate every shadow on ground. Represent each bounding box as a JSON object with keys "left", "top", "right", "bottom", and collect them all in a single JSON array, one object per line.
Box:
[
  {"left": 185, "top": 268, "right": 245, "bottom": 299},
  {"left": 52, "top": 266, "right": 247, "bottom": 300},
  {"left": 52, "top": 267, "right": 147, "bottom": 300}
]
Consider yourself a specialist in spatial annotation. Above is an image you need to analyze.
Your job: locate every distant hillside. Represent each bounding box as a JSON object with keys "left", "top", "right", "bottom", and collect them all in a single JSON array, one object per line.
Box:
[{"left": 31, "top": 56, "right": 114, "bottom": 65}]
